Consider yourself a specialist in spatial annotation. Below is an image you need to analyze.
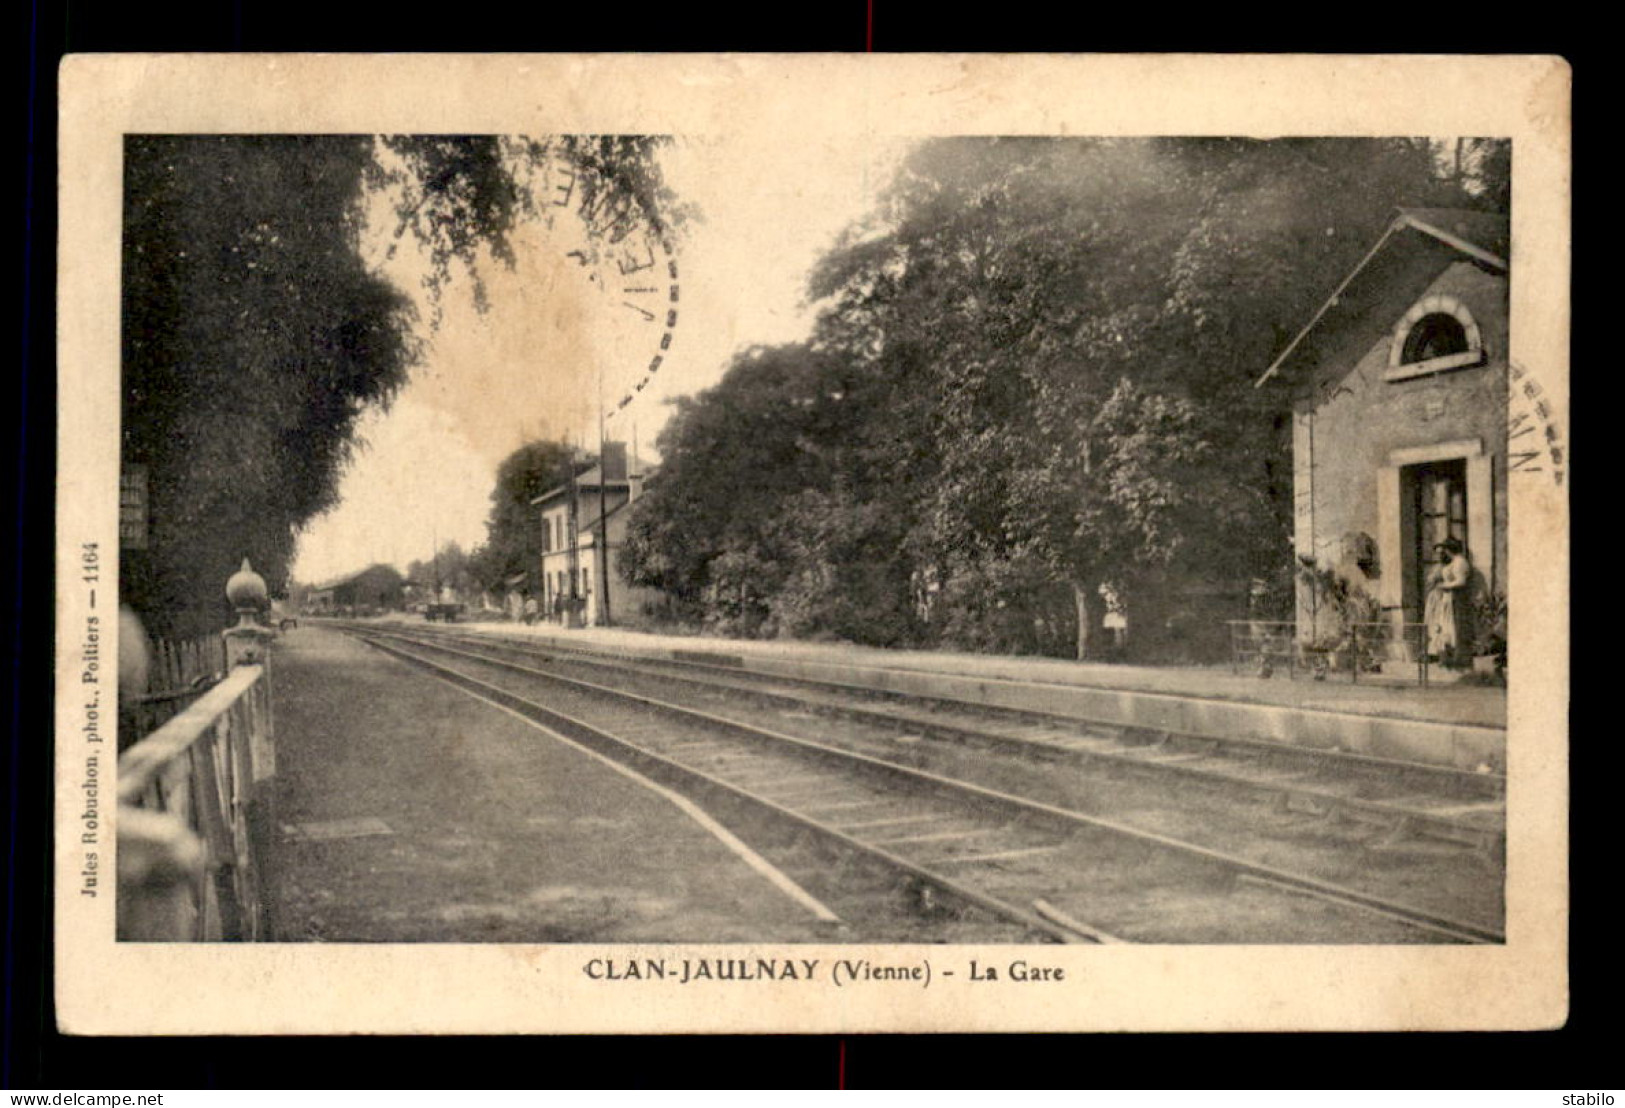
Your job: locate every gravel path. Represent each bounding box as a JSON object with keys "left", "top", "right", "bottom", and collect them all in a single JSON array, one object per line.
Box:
[{"left": 271, "top": 624, "right": 838, "bottom": 943}]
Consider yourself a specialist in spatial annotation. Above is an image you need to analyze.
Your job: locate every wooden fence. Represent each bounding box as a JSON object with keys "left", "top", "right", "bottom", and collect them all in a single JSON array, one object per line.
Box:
[
  {"left": 116, "top": 560, "right": 277, "bottom": 941},
  {"left": 119, "top": 632, "right": 227, "bottom": 753}
]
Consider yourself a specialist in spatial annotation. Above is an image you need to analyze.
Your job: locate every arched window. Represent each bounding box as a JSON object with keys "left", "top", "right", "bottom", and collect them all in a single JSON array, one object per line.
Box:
[
  {"left": 1388, "top": 295, "right": 1484, "bottom": 381},
  {"left": 1401, "top": 313, "right": 1469, "bottom": 363}
]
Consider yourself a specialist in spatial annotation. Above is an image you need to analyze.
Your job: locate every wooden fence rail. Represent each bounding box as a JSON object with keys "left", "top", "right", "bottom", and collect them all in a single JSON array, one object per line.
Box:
[
  {"left": 119, "top": 632, "right": 227, "bottom": 753},
  {"left": 116, "top": 560, "right": 277, "bottom": 941}
]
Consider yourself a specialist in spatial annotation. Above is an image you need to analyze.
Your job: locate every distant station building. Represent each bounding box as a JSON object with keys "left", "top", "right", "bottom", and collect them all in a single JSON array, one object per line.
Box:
[
  {"left": 1256, "top": 208, "right": 1509, "bottom": 651},
  {"left": 309, "top": 563, "right": 406, "bottom": 616},
  {"left": 532, "top": 442, "right": 662, "bottom": 627}
]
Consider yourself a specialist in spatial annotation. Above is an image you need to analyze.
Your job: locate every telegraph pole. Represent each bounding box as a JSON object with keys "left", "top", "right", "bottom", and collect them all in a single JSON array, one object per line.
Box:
[
  {"left": 431, "top": 523, "right": 440, "bottom": 599},
  {"left": 598, "top": 389, "right": 612, "bottom": 628},
  {"left": 566, "top": 439, "right": 581, "bottom": 627}
]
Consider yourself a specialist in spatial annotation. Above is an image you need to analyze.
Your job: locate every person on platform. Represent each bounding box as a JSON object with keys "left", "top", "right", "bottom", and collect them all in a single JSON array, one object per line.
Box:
[
  {"left": 1424, "top": 538, "right": 1471, "bottom": 665},
  {"left": 523, "top": 595, "right": 539, "bottom": 626}
]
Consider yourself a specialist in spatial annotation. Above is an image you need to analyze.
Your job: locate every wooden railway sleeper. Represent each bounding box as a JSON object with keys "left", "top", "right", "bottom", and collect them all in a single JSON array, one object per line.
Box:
[
  {"left": 1364, "top": 813, "right": 1421, "bottom": 852},
  {"left": 1365, "top": 812, "right": 1505, "bottom": 862},
  {"left": 1278, "top": 790, "right": 1334, "bottom": 819}
]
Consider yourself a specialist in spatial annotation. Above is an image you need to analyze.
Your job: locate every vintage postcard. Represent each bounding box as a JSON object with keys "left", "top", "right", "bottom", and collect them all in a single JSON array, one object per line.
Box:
[{"left": 55, "top": 54, "right": 1570, "bottom": 1034}]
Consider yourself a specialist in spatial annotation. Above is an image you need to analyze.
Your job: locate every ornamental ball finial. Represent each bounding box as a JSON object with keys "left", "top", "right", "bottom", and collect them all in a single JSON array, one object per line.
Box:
[{"left": 226, "top": 558, "right": 268, "bottom": 610}]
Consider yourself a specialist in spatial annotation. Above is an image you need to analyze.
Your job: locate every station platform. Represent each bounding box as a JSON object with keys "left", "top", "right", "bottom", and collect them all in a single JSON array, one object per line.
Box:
[
  {"left": 269, "top": 624, "right": 840, "bottom": 942},
  {"left": 378, "top": 614, "right": 1509, "bottom": 773}
]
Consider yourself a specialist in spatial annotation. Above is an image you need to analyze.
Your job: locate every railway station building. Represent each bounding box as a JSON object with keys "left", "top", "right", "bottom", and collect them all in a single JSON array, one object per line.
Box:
[
  {"left": 532, "top": 442, "right": 663, "bottom": 627},
  {"left": 1256, "top": 208, "right": 1510, "bottom": 662},
  {"left": 308, "top": 563, "right": 407, "bottom": 616}
]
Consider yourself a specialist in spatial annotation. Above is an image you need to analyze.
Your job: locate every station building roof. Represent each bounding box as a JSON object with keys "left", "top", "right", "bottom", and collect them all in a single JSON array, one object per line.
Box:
[
  {"left": 1254, "top": 207, "right": 1508, "bottom": 390},
  {"left": 531, "top": 452, "right": 653, "bottom": 508},
  {"left": 314, "top": 562, "right": 402, "bottom": 592}
]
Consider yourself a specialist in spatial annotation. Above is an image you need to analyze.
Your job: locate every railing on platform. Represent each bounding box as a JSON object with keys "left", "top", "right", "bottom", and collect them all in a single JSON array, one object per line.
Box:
[
  {"left": 116, "top": 559, "right": 277, "bottom": 941},
  {"left": 1225, "top": 620, "right": 1299, "bottom": 679},
  {"left": 1346, "top": 620, "right": 1431, "bottom": 687},
  {"left": 1226, "top": 619, "right": 1431, "bottom": 687},
  {"left": 119, "top": 632, "right": 227, "bottom": 753}
]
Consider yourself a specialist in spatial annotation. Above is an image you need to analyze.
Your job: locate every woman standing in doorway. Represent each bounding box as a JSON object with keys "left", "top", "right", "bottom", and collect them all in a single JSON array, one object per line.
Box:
[{"left": 1425, "top": 538, "right": 1471, "bottom": 665}]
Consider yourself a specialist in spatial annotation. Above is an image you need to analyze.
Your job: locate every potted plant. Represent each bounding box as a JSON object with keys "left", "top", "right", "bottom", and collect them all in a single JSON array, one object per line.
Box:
[
  {"left": 1300, "top": 633, "right": 1345, "bottom": 680},
  {"left": 1295, "top": 557, "right": 1381, "bottom": 679},
  {"left": 1470, "top": 588, "right": 1508, "bottom": 680}
]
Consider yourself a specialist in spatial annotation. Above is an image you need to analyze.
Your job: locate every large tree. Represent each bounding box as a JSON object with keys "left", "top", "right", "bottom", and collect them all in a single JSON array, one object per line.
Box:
[
  {"left": 621, "top": 342, "right": 921, "bottom": 643},
  {"left": 622, "top": 344, "right": 843, "bottom": 630},
  {"left": 802, "top": 138, "right": 1235, "bottom": 656},
  {"left": 121, "top": 135, "right": 676, "bottom": 640}
]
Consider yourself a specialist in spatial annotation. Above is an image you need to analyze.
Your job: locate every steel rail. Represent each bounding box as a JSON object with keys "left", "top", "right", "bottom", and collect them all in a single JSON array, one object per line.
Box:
[
  {"left": 353, "top": 625, "right": 1504, "bottom": 944},
  {"left": 397, "top": 622, "right": 1505, "bottom": 790},
  {"left": 381, "top": 623, "right": 1505, "bottom": 853}
]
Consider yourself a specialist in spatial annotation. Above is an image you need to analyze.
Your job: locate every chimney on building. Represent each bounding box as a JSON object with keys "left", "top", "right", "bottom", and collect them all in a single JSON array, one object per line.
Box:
[{"left": 601, "top": 441, "right": 628, "bottom": 483}]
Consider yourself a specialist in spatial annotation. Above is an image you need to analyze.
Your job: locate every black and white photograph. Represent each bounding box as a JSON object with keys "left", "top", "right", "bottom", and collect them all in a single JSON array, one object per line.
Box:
[{"left": 55, "top": 54, "right": 1569, "bottom": 1034}]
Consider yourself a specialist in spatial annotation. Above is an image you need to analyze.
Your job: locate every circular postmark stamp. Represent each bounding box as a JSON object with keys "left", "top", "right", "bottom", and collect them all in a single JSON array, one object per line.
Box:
[
  {"left": 542, "top": 158, "right": 680, "bottom": 421},
  {"left": 1507, "top": 360, "right": 1565, "bottom": 486}
]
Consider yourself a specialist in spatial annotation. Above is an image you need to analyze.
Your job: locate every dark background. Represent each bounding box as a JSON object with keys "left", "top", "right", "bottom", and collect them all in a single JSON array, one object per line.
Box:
[{"left": 12, "top": 0, "right": 1588, "bottom": 1090}]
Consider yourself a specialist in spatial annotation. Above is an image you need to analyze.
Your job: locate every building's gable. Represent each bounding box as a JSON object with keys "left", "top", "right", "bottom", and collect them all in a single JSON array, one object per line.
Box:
[{"left": 1298, "top": 262, "right": 1507, "bottom": 415}]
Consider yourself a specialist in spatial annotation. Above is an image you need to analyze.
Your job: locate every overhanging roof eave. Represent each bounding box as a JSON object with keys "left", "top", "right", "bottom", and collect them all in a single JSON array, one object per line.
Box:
[
  {"left": 1396, "top": 210, "right": 1509, "bottom": 271},
  {"left": 1253, "top": 217, "right": 1404, "bottom": 389}
]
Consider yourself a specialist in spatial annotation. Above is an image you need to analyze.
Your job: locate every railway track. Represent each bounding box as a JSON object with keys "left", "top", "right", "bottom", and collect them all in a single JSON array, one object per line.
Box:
[
  {"left": 359, "top": 623, "right": 1505, "bottom": 856},
  {"left": 341, "top": 622, "right": 1504, "bottom": 945}
]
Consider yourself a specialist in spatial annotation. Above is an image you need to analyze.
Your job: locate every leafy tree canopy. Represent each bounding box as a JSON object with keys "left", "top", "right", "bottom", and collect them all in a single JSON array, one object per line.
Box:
[{"left": 122, "top": 134, "right": 677, "bottom": 639}]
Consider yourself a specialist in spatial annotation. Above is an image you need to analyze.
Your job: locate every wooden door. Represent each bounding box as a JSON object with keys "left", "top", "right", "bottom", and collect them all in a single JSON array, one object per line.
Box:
[{"left": 1410, "top": 458, "right": 1468, "bottom": 617}]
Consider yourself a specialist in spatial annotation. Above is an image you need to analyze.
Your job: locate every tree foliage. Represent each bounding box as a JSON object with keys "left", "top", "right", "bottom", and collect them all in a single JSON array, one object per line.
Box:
[
  {"left": 122, "top": 134, "right": 675, "bottom": 639},
  {"left": 406, "top": 542, "right": 477, "bottom": 602},
  {"left": 624, "top": 136, "right": 1508, "bottom": 659}
]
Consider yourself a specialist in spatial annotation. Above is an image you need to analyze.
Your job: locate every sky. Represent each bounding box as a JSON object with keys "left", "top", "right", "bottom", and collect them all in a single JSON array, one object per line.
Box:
[{"left": 291, "top": 135, "right": 907, "bottom": 585}]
